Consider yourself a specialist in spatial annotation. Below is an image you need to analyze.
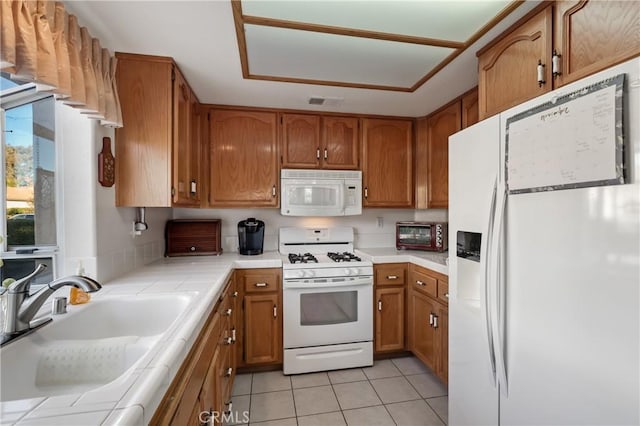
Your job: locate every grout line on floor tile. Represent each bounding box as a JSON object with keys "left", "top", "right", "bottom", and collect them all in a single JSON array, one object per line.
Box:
[{"left": 425, "top": 396, "right": 447, "bottom": 425}]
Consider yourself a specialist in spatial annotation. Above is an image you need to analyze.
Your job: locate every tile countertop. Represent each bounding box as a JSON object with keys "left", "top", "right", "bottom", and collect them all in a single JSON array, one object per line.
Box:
[
  {"left": 355, "top": 248, "right": 449, "bottom": 276},
  {"left": 0, "top": 252, "right": 282, "bottom": 426},
  {"left": 1, "top": 249, "right": 445, "bottom": 425}
]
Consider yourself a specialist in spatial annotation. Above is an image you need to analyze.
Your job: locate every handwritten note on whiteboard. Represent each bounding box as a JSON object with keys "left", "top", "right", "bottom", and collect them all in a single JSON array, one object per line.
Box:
[{"left": 505, "top": 74, "right": 625, "bottom": 195}]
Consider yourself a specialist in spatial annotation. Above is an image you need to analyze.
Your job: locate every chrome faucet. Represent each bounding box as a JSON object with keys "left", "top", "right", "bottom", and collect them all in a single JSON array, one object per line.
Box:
[{"left": 2, "top": 264, "right": 102, "bottom": 335}]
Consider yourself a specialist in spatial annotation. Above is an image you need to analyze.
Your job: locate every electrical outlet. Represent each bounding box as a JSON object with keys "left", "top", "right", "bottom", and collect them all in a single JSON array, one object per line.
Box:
[{"left": 377, "top": 217, "right": 384, "bottom": 228}]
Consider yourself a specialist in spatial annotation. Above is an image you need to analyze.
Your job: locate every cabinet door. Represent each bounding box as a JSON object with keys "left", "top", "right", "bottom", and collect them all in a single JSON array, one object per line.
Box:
[
  {"left": 244, "top": 293, "right": 282, "bottom": 365},
  {"left": 436, "top": 305, "right": 448, "bottom": 384},
  {"left": 189, "top": 99, "right": 202, "bottom": 205},
  {"left": 426, "top": 102, "right": 461, "bottom": 209},
  {"left": 554, "top": 0, "right": 640, "bottom": 87},
  {"left": 461, "top": 88, "right": 479, "bottom": 129},
  {"left": 115, "top": 56, "right": 172, "bottom": 207},
  {"left": 281, "top": 114, "right": 321, "bottom": 168},
  {"left": 478, "top": 6, "right": 553, "bottom": 119},
  {"left": 209, "top": 110, "right": 278, "bottom": 206},
  {"left": 199, "top": 347, "right": 221, "bottom": 425},
  {"left": 375, "top": 287, "right": 405, "bottom": 353},
  {"left": 322, "top": 116, "right": 359, "bottom": 169},
  {"left": 172, "top": 68, "right": 195, "bottom": 206},
  {"left": 408, "top": 290, "right": 437, "bottom": 371},
  {"left": 361, "top": 118, "right": 413, "bottom": 207}
]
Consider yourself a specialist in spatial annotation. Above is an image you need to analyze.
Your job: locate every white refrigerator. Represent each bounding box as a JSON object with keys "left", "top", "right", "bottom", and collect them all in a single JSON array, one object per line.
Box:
[{"left": 448, "top": 57, "right": 640, "bottom": 425}]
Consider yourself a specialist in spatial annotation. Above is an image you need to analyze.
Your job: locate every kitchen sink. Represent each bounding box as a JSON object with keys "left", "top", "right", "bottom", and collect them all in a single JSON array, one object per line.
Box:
[{"left": 0, "top": 294, "right": 193, "bottom": 402}]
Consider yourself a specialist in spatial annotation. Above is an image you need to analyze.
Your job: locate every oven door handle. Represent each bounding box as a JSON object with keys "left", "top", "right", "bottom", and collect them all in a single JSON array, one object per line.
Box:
[{"left": 283, "top": 277, "right": 373, "bottom": 289}]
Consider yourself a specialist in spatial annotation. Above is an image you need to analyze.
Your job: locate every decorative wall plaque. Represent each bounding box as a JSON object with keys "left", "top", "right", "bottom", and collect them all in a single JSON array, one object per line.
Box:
[{"left": 98, "top": 137, "right": 115, "bottom": 187}]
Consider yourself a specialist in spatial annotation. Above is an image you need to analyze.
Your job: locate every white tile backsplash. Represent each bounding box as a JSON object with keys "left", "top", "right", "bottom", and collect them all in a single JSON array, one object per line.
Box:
[{"left": 172, "top": 208, "right": 444, "bottom": 252}]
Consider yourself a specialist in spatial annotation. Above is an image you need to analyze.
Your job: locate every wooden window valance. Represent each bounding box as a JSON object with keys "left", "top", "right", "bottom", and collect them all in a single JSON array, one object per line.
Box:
[{"left": 0, "top": 0, "right": 122, "bottom": 127}]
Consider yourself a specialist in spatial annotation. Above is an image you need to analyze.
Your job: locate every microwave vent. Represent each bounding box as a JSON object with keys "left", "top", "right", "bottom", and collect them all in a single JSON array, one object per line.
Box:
[
  {"left": 308, "top": 97, "right": 325, "bottom": 105},
  {"left": 308, "top": 96, "right": 344, "bottom": 106}
]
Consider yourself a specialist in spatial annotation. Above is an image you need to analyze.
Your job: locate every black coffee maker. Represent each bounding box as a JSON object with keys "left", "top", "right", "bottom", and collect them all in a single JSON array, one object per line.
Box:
[{"left": 237, "top": 218, "right": 265, "bottom": 255}]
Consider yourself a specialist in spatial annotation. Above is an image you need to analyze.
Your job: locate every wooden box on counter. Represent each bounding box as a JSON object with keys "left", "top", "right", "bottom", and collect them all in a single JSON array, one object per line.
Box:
[{"left": 165, "top": 219, "right": 222, "bottom": 256}]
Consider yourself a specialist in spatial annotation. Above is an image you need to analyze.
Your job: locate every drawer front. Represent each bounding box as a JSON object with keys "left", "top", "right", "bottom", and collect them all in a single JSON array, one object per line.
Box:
[
  {"left": 375, "top": 264, "right": 406, "bottom": 286},
  {"left": 411, "top": 270, "right": 437, "bottom": 298},
  {"left": 242, "top": 271, "right": 280, "bottom": 293},
  {"left": 437, "top": 280, "right": 449, "bottom": 304}
]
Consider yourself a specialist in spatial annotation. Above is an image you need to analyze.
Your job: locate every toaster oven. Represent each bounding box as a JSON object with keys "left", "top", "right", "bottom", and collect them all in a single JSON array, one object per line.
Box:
[{"left": 396, "top": 221, "right": 448, "bottom": 252}]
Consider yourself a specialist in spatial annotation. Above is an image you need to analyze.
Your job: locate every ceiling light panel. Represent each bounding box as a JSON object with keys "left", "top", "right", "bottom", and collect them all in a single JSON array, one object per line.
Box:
[
  {"left": 244, "top": 25, "right": 455, "bottom": 88},
  {"left": 241, "top": 0, "right": 512, "bottom": 42}
]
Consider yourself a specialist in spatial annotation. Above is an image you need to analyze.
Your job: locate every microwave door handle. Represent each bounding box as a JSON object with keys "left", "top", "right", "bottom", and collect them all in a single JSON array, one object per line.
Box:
[{"left": 339, "top": 184, "right": 346, "bottom": 214}]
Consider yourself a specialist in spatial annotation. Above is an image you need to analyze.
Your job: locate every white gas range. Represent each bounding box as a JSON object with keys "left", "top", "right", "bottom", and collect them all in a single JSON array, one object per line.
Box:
[{"left": 279, "top": 227, "right": 374, "bottom": 375}]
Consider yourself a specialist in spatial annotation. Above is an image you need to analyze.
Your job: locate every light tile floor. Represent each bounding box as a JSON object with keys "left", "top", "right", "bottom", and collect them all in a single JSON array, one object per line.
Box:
[{"left": 226, "top": 356, "right": 448, "bottom": 426}]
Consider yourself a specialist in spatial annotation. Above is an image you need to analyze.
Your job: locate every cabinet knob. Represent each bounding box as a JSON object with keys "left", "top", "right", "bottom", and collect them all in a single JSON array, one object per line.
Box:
[
  {"left": 226, "top": 367, "right": 233, "bottom": 377},
  {"left": 433, "top": 315, "right": 439, "bottom": 329},
  {"left": 232, "top": 291, "right": 238, "bottom": 297},
  {"left": 324, "top": 148, "right": 328, "bottom": 160},
  {"left": 364, "top": 187, "right": 368, "bottom": 199},
  {"left": 190, "top": 179, "right": 197, "bottom": 195},
  {"left": 316, "top": 148, "right": 320, "bottom": 160},
  {"left": 231, "top": 328, "right": 237, "bottom": 342},
  {"left": 224, "top": 336, "right": 233, "bottom": 345},
  {"left": 377, "top": 300, "right": 382, "bottom": 311},
  {"left": 225, "top": 308, "right": 233, "bottom": 316},
  {"left": 273, "top": 305, "right": 277, "bottom": 318},
  {"left": 190, "top": 246, "right": 196, "bottom": 252},
  {"left": 272, "top": 185, "right": 276, "bottom": 197},
  {"left": 429, "top": 313, "right": 434, "bottom": 326}
]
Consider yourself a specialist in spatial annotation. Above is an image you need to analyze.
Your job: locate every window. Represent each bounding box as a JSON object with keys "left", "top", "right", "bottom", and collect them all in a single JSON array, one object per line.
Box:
[{"left": 1, "top": 73, "right": 57, "bottom": 285}]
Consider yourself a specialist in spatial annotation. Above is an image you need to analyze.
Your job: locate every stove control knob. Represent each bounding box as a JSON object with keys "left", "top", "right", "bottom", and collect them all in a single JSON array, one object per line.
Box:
[
  {"left": 306, "top": 269, "right": 316, "bottom": 278},
  {"left": 344, "top": 268, "right": 352, "bottom": 276},
  {"left": 351, "top": 268, "right": 360, "bottom": 276},
  {"left": 294, "top": 270, "right": 305, "bottom": 278}
]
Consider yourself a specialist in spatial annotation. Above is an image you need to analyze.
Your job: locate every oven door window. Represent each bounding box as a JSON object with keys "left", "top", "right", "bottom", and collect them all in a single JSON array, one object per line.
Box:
[{"left": 300, "top": 291, "right": 357, "bottom": 326}]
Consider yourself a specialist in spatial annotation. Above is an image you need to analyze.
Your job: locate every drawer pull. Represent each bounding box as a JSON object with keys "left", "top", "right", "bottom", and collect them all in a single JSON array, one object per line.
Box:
[
  {"left": 224, "top": 336, "right": 233, "bottom": 345},
  {"left": 231, "top": 328, "right": 236, "bottom": 342},
  {"left": 416, "top": 280, "right": 425, "bottom": 286},
  {"left": 387, "top": 275, "right": 398, "bottom": 280},
  {"left": 255, "top": 282, "right": 268, "bottom": 288},
  {"left": 232, "top": 291, "right": 238, "bottom": 297},
  {"left": 225, "top": 367, "right": 233, "bottom": 377},
  {"left": 225, "top": 308, "right": 233, "bottom": 316},
  {"left": 445, "top": 292, "right": 449, "bottom": 299}
]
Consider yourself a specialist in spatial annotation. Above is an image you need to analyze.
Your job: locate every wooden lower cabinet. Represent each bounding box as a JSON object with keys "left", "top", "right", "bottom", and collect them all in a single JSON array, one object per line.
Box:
[
  {"left": 375, "top": 287, "right": 405, "bottom": 352},
  {"left": 236, "top": 268, "right": 282, "bottom": 367},
  {"left": 151, "top": 277, "right": 237, "bottom": 425},
  {"left": 407, "top": 265, "right": 449, "bottom": 384},
  {"left": 373, "top": 264, "right": 407, "bottom": 354}
]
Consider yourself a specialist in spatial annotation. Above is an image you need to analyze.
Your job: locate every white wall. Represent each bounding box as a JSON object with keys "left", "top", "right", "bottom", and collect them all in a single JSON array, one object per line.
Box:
[
  {"left": 57, "top": 104, "right": 169, "bottom": 282},
  {"left": 173, "top": 207, "right": 447, "bottom": 252}
]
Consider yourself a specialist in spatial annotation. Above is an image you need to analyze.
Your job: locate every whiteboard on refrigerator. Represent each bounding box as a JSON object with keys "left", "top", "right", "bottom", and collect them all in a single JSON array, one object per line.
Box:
[{"left": 505, "top": 74, "right": 625, "bottom": 195}]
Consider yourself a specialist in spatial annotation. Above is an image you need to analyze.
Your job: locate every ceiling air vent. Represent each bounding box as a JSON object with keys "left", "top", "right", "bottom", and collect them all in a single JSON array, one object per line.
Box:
[{"left": 308, "top": 96, "right": 344, "bottom": 106}]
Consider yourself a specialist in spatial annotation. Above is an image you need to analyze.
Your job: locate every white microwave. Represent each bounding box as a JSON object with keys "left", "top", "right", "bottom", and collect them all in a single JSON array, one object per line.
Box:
[{"left": 280, "top": 169, "right": 362, "bottom": 216}]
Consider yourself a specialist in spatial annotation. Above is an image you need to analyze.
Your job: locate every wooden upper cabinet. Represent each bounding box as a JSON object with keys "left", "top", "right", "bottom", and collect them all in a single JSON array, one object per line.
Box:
[
  {"left": 478, "top": 6, "right": 553, "bottom": 120},
  {"left": 461, "top": 88, "right": 479, "bottom": 129},
  {"left": 322, "top": 116, "right": 359, "bottom": 169},
  {"left": 281, "top": 114, "right": 359, "bottom": 170},
  {"left": 361, "top": 118, "right": 413, "bottom": 207},
  {"left": 280, "top": 114, "right": 321, "bottom": 168},
  {"left": 209, "top": 110, "right": 278, "bottom": 207},
  {"left": 172, "top": 69, "right": 199, "bottom": 206},
  {"left": 426, "top": 102, "right": 461, "bottom": 209},
  {"left": 115, "top": 53, "right": 200, "bottom": 207},
  {"left": 553, "top": 0, "right": 640, "bottom": 87}
]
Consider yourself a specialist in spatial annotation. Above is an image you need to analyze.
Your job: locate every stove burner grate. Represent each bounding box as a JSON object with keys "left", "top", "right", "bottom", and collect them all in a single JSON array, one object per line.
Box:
[
  {"left": 327, "top": 252, "right": 362, "bottom": 262},
  {"left": 288, "top": 253, "right": 319, "bottom": 264}
]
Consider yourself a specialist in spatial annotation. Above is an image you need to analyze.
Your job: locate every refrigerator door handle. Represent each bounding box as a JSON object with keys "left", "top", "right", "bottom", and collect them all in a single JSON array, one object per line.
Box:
[
  {"left": 492, "top": 183, "right": 509, "bottom": 396},
  {"left": 484, "top": 178, "right": 498, "bottom": 386}
]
